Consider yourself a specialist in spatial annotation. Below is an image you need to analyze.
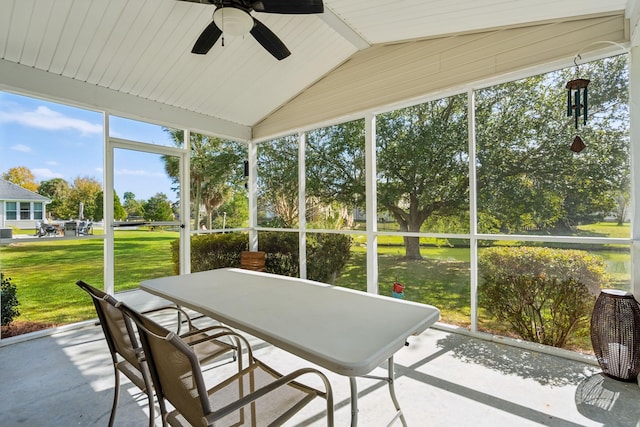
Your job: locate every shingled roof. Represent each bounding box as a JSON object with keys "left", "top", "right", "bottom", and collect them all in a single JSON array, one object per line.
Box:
[{"left": 0, "top": 178, "right": 50, "bottom": 203}]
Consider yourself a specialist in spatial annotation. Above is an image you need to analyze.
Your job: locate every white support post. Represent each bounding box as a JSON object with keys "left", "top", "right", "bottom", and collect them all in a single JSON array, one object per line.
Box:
[
  {"left": 103, "top": 113, "right": 114, "bottom": 295},
  {"left": 248, "top": 140, "right": 258, "bottom": 251},
  {"left": 630, "top": 45, "right": 640, "bottom": 298},
  {"left": 298, "top": 132, "right": 307, "bottom": 279},
  {"left": 180, "top": 129, "right": 191, "bottom": 274},
  {"left": 365, "top": 113, "right": 378, "bottom": 294},
  {"left": 468, "top": 89, "right": 479, "bottom": 332}
]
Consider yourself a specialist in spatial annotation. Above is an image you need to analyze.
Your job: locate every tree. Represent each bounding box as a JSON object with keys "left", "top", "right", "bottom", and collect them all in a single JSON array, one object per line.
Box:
[
  {"left": 257, "top": 136, "right": 300, "bottom": 227},
  {"left": 122, "top": 191, "right": 144, "bottom": 219},
  {"left": 377, "top": 96, "right": 469, "bottom": 259},
  {"left": 475, "top": 55, "right": 629, "bottom": 232},
  {"left": 93, "top": 191, "right": 127, "bottom": 221},
  {"left": 250, "top": 56, "right": 630, "bottom": 259},
  {"left": 163, "top": 130, "right": 246, "bottom": 229},
  {"left": 143, "top": 193, "right": 174, "bottom": 221},
  {"left": 201, "top": 185, "right": 231, "bottom": 228},
  {"left": 306, "top": 120, "right": 366, "bottom": 227},
  {"left": 211, "top": 192, "right": 249, "bottom": 229},
  {"left": 259, "top": 100, "right": 469, "bottom": 259},
  {"left": 38, "top": 178, "right": 70, "bottom": 219},
  {"left": 113, "top": 192, "right": 127, "bottom": 221},
  {"left": 258, "top": 132, "right": 364, "bottom": 229},
  {"left": 2, "top": 166, "right": 38, "bottom": 192},
  {"left": 59, "top": 177, "right": 102, "bottom": 220}
]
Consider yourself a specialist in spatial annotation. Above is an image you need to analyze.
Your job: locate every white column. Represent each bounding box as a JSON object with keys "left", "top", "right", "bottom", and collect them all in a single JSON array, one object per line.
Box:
[
  {"left": 468, "top": 89, "right": 479, "bottom": 332},
  {"left": 365, "top": 113, "right": 378, "bottom": 294},
  {"left": 103, "top": 113, "right": 114, "bottom": 294},
  {"left": 630, "top": 45, "right": 640, "bottom": 298},
  {"left": 248, "top": 140, "right": 258, "bottom": 251},
  {"left": 298, "top": 132, "right": 307, "bottom": 279},
  {"left": 180, "top": 129, "right": 191, "bottom": 274}
]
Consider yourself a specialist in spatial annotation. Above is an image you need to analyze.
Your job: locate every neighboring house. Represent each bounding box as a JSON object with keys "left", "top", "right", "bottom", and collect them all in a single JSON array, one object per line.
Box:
[{"left": 0, "top": 178, "right": 50, "bottom": 229}]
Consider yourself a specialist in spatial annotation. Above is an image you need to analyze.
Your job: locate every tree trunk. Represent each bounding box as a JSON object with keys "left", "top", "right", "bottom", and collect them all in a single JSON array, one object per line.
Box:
[
  {"left": 390, "top": 204, "right": 425, "bottom": 260},
  {"left": 404, "top": 236, "right": 422, "bottom": 260}
]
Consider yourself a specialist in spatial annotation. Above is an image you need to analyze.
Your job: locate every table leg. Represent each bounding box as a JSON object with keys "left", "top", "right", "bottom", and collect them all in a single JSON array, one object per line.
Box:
[
  {"left": 387, "top": 356, "right": 408, "bottom": 427},
  {"left": 349, "top": 377, "right": 359, "bottom": 426},
  {"left": 355, "top": 356, "right": 408, "bottom": 426}
]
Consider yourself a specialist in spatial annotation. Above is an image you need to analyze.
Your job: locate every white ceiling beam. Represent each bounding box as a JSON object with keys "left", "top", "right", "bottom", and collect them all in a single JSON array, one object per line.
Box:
[
  {"left": 320, "top": 5, "right": 371, "bottom": 50},
  {"left": 627, "top": 0, "right": 640, "bottom": 46},
  {"left": 0, "top": 59, "right": 252, "bottom": 142}
]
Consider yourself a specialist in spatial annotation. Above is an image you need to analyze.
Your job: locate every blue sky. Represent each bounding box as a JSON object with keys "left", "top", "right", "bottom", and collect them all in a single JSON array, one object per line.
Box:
[{"left": 0, "top": 91, "right": 178, "bottom": 202}]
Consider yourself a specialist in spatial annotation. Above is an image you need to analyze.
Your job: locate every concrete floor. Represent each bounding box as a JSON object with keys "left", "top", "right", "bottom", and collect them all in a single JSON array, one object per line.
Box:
[{"left": 1, "top": 316, "right": 640, "bottom": 426}]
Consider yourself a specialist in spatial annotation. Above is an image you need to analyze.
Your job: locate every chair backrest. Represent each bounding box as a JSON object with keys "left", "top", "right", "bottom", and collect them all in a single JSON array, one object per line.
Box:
[
  {"left": 76, "top": 280, "right": 142, "bottom": 370},
  {"left": 240, "top": 251, "right": 266, "bottom": 272},
  {"left": 120, "top": 303, "right": 212, "bottom": 427}
]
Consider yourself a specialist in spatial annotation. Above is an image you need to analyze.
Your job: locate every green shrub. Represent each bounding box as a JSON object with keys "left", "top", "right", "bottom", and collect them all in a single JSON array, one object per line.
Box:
[
  {"left": 307, "top": 233, "right": 353, "bottom": 283},
  {"left": 478, "top": 246, "right": 606, "bottom": 348},
  {"left": 1, "top": 273, "right": 20, "bottom": 326},
  {"left": 259, "top": 232, "right": 300, "bottom": 277},
  {"left": 479, "top": 246, "right": 607, "bottom": 295},
  {"left": 172, "top": 232, "right": 352, "bottom": 284},
  {"left": 172, "top": 233, "right": 248, "bottom": 274}
]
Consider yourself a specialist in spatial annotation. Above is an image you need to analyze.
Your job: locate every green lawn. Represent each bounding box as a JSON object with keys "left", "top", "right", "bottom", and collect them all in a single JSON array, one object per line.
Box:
[
  {"left": 1, "top": 222, "right": 630, "bottom": 352},
  {"left": 335, "top": 245, "right": 472, "bottom": 326},
  {"left": 577, "top": 221, "right": 630, "bottom": 238},
  {"left": 0, "top": 230, "right": 178, "bottom": 326}
]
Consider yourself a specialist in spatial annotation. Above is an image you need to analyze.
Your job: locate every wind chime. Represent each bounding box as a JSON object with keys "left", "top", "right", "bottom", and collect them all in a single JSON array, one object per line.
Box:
[{"left": 565, "top": 59, "right": 590, "bottom": 153}]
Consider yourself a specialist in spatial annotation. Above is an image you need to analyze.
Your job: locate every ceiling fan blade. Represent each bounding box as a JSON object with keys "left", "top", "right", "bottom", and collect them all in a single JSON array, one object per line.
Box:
[
  {"left": 192, "top": 21, "right": 222, "bottom": 54},
  {"left": 250, "top": 18, "right": 291, "bottom": 60},
  {"left": 251, "top": 0, "right": 323, "bottom": 14}
]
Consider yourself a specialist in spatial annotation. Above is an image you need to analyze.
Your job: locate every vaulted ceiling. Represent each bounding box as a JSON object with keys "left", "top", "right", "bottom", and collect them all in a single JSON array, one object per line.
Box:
[{"left": 1, "top": 0, "right": 638, "bottom": 142}]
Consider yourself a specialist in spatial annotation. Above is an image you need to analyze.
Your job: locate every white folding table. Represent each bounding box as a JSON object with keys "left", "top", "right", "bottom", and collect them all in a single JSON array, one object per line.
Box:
[{"left": 140, "top": 268, "right": 440, "bottom": 426}]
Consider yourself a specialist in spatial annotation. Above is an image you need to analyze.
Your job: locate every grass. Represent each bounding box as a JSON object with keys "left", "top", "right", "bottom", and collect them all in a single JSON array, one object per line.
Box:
[
  {"left": 577, "top": 221, "right": 630, "bottom": 238},
  {"left": 1, "top": 222, "right": 630, "bottom": 352},
  {"left": 336, "top": 245, "right": 472, "bottom": 326},
  {"left": 0, "top": 230, "right": 178, "bottom": 326}
]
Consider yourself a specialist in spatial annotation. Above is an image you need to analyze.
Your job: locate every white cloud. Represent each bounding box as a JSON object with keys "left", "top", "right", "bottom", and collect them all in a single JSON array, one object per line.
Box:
[
  {"left": 116, "top": 168, "right": 165, "bottom": 177},
  {"left": 11, "top": 144, "right": 31, "bottom": 152},
  {"left": 0, "top": 106, "right": 101, "bottom": 135},
  {"left": 32, "top": 168, "right": 64, "bottom": 180}
]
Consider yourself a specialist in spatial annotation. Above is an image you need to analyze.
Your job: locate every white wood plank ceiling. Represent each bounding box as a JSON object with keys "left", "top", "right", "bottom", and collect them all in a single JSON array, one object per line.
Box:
[{"left": 0, "top": 0, "right": 635, "bottom": 141}]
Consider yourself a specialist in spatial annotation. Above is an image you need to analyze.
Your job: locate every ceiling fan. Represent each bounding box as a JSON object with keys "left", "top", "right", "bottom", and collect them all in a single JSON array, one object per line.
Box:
[{"left": 179, "top": 0, "right": 324, "bottom": 60}]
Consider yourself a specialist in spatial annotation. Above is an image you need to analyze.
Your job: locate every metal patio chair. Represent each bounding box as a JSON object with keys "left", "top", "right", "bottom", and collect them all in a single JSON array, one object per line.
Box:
[
  {"left": 120, "top": 302, "right": 335, "bottom": 427},
  {"left": 76, "top": 280, "right": 238, "bottom": 427},
  {"left": 77, "top": 221, "right": 93, "bottom": 235}
]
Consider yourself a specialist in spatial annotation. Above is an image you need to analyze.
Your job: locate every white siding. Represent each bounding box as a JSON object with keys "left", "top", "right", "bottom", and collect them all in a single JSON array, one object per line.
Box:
[{"left": 253, "top": 14, "right": 626, "bottom": 139}]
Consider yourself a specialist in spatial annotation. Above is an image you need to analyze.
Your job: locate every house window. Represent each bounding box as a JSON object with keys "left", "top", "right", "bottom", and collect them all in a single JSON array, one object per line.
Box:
[
  {"left": 6, "top": 202, "right": 17, "bottom": 220},
  {"left": 34, "top": 202, "right": 43, "bottom": 220},
  {"left": 20, "top": 202, "right": 30, "bottom": 220}
]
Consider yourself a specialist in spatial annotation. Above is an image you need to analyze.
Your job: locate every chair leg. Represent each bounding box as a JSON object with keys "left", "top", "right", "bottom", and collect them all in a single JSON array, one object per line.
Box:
[
  {"left": 156, "top": 391, "right": 171, "bottom": 427},
  {"left": 142, "top": 370, "right": 155, "bottom": 427},
  {"left": 146, "top": 394, "right": 155, "bottom": 427},
  {"left": 108, "top": 365, "right": 120, "bottom": 427}
]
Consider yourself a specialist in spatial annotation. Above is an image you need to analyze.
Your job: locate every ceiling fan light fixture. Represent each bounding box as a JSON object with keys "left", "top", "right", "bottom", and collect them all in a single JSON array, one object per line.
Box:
[{"left": 213, "top": 7, "right": 254, "bottom": 36}]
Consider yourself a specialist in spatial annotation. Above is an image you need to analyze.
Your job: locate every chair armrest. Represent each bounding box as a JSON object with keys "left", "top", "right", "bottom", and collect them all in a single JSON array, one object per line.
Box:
[
  {"left": 183, "top": 328, "right": 250, "bottom": 355},
  {"left": 181, "top": 327, "right": 254, "bottom": 369},
  {"left": 206, "top": 366, "right": 334, "bottom": 424},
  {"left": 139, "top": 305, "right": 194, "bottom": 334},
  {"left": 180, "top": 324, "right": 236, "bottom": 342}
]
